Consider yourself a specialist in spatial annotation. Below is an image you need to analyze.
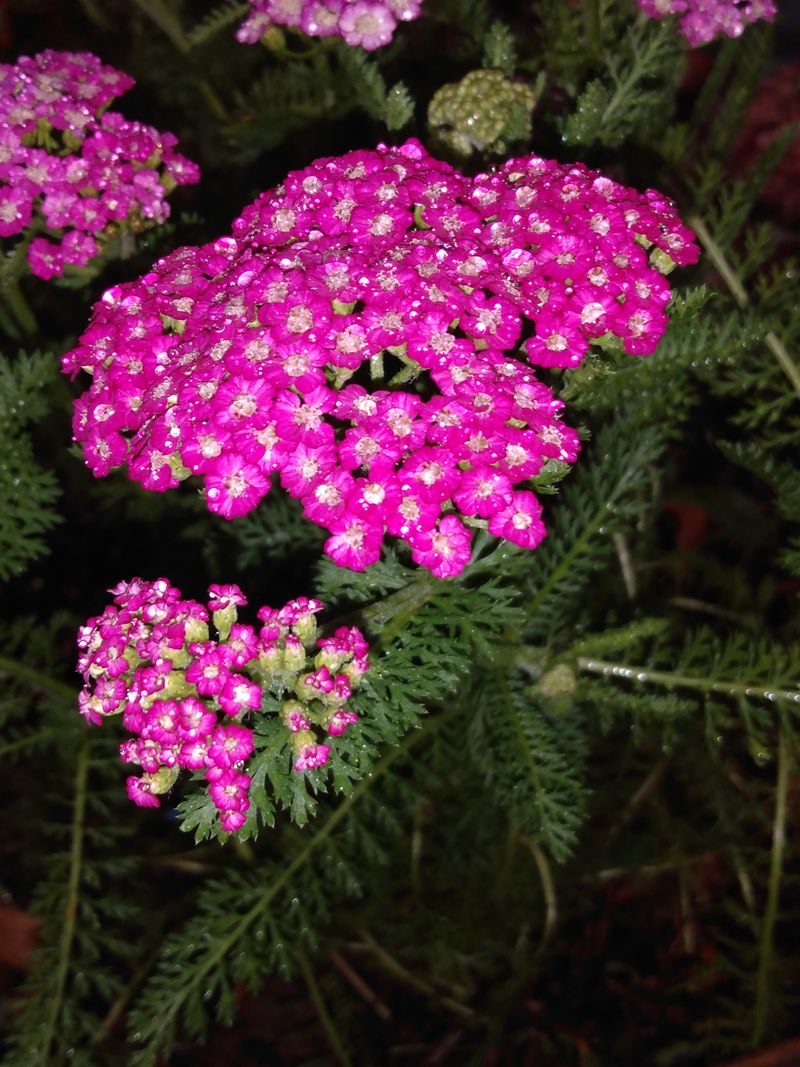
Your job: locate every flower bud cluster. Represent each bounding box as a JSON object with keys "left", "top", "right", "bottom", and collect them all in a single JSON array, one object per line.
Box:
[
  {"left": 237, "top": 0, "right": 422, "bottom": 50},
  {"left": 636, "top": 0, "right": 776, "bottom": 46},
  {"left": 76, "top": 578, "right": 368, "bottom": 833},
  {"left": 64, "top": 139, "right": 698, "bottom": 578},
  {"left": 428, "top": 70, "right": 538, "bottom": 157},
  {"left": 0, "top": 50, "right": 199, "bottom": 280}
]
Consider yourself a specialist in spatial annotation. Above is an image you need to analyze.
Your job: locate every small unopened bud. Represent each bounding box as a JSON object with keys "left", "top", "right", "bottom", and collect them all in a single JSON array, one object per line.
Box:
[
  {"left": 649, "top": 247, "right": 676, "bottom": 275},
  {"left": 162, "top": 669, "right": 193, "bottom": 698},
  {"left": 293, "top": 613, "right": 318, "bottom": 646},
  {"left": 537, "top": 663, "right": 576, "bottom": 699},
  {"left": 145, "top": 766, "right": 180, "bottom": 795},
  {"left": 282, "top": 634, "right": 307, "bottom": 674},
  {"left": 212, "top": 606, "right": 237, "bottom": 641},
  {"left": 280, "top": 700, "right": 311, "bottom": 733}
]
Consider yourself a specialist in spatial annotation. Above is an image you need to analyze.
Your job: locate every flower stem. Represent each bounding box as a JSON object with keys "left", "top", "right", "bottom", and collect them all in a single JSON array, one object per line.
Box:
[
  {"left": 584, "top": 0, "right": 602, "bottom": 59},
  {"left": 37, "top": 741, "right": 90, "bottom": 1066},
  {"left": 576, "top": 656, "right": 800, "bottom": 705},
  {"left": 361, "top": 571, "right": 439, "bottom": 648},
  {"left": 298, "top": 950, "right": 354, "bottom": 1067},
  {"left": 688, "top": 212, "right": 800, "bottom": 400},
  {"left": 356, "top": 930, "right": 475, "bottom": 1019},
  {"left": 522, "top": 837, "right": 558, "bottom": 958},
  {"left": 0, "top": 656, "right": 77, "bottom": 703},
  {"left": 752, "top": 726, "right": 790, "bottom": 1047},
  {"left": 0, "top": 729, "right": 61, "bottom": 760},
  {"left": 4, "top": 279, "right": 37, "bottom": 336}
]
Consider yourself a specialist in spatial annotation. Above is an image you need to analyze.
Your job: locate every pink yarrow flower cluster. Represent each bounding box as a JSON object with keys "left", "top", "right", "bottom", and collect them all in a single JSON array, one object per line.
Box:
[
  {"left": 76, "top": 578, "right": 368, "bottom": 833},
  {"left": 636, "top": 0, "right": 776, "bottom": 46},
  {"left": 237, "top": 0, "right": 422, "bottom": 50},
  {"left": 64, "top": 140, "right": 698, "bottom": 579},
  {"left": 0, "top": 50, "right": 199, "bottom": 280}
]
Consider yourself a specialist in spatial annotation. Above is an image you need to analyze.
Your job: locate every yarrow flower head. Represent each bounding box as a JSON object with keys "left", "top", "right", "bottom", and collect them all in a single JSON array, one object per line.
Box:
[
  {"left": 0, "top": 50, "right": 199, "bottom": 279},
  {"left": 77, "top": 578, "right": 368, "bottom": 835},
  {"left": 635, "top": 0, "right": 776, "bottom": 46},
  {"left": 237, "top": 0, "right": 422, "bottom": 50},
  {"left": 64, "top": 140, "right": 698, "bottom": 579}
]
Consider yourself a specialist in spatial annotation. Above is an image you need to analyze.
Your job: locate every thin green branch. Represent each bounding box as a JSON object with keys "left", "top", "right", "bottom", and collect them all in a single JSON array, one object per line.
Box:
[
  {"left": 498, "top": 671, "right": 544, "bottom": 797},
  {"left": 132, "top": 0, "right": 188, "bottom": 52},
  {"left": 37, "top": 741, "right": 90, "bottom": 1066},
  {"left": 688, "top": 213, "right": 800, "bottom": 400},
  {"left": 752, "top": 726, "right": 790, "bottom": 1047},
  {"left": 4, "top": 280, "right": 37, "bottom": 336},
  {"left": 522, "top": 837, "right": 558, "bottom": 957},
  {"left": 298, "top": 951, "right": 354, "bottom": 1067},
  {"left": 525, "top": 443, "right": 649, "bottom": 621},
  {"left": 0, "top": 729, "right": 61, "bottom": 760},
  {"left": 0, "top": 656, "right": 77, "bottom": 703},
  {"left": 583, "top": 0, "right": 602, "bottom": 59},
  {"left": 361, "top": 571, "right": 439, "bottom": 648},
  {"left": 92, "top": 945, "right": 163, "bottom": 1047},
  {"left": 576, "top": 657, "right": 800, "bottom": 705},
  {"left": 355, "top": 931, "right": 475, "bottom": 1019}
]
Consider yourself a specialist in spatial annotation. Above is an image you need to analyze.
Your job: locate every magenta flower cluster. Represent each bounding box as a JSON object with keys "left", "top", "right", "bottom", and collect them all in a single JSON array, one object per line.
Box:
[
  {"left": 636, "top": 0, "right": 776, "bottom": 46},
  {"left": 0, "top": 50, "right": 199, "bottom": 280},
  {"left": 237, "top": 0, "right": 422, "bottom": 50},
  {"left": 63, "top": 140, "right": 698, "bottom": 579},
  {"left": 76, "top": 578, "right": 368, "bottom": 833}
]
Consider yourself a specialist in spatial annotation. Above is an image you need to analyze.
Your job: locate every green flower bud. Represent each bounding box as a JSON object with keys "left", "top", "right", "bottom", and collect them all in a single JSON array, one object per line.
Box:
[
  {"left": 145, "top": 766, "right": 180, "bottom": 795},
  {"left": 428, "top": 70, "right": 538, "bottom": 157},
  {"left": 537, "top": 664, "right": 577, "bottom": 699}
]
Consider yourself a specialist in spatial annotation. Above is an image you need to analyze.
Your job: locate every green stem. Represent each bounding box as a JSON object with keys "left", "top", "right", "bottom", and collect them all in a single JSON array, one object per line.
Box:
[
  {"left": 0, "top": 729, "right": 61, "bottom": 760},
  {"left": 576, "top": 656, "right": 800, "bottom": 705},
  {"left": 525, "top": 437, "right": 658, "bottom": 621},
  {"left": 688, "top": 213, "right": 800, "bottom": 400},
  {"left": 361, "top": 571, "right": 440, "bottom": 648},
  {"left": 522, "top": 837, "right": 558, "bottom": 957},
  {"left": 4, "top": 279, "right": 37, "bottom": 336},
  {"left": 497, "top": 670, "right": 544, "bottom": 796},
  {"left": 198, "top": 81, "right": 228, "bottom": 121},
  {"left": 356, "top": 931, "right": 475, "bottom": 1019},
  {"left": 0, "top": 301, "right": 21, "bottom": 339},
  {"left": 92, "top": 944, "right": 163, "bottom": 1046},
  {"left": 37, "top": 741, "right": 90, "bottom": 1066},
  {"left": 0, "top": 656, "right": 77, "bottom": 703},
  {"left": 752, "top": 727, "right": 790, "bottom": 1047},
  {"left": 136, "top": 708, "right": 458, "bottom": 1049},
  {"left": 583, "top": 0, "right": 602, "bottom": 58},
  {"left": 133, "top": 0, "right": 188, "bottom": 52},
  {"left": 298, "top": 951, "right": 354, "bottom": 1067}
]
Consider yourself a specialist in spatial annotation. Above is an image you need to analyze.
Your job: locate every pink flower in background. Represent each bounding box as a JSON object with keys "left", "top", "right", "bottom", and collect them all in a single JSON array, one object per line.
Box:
[
  {"left": 635, "top": 0, "right": 776, "bottom": 46},
  {"left": 237, "top": 0, "right": 420, "bottom": 50},
  {"left": 0, "top": 50, "right": 198, "bottom": 279}
]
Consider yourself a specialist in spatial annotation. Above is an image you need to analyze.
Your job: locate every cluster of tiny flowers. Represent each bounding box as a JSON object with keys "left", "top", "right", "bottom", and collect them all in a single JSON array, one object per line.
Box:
[
  {"left": 237, "top": 0, "right": 422, "bottom": 50},
  {"left": 76, "top": 578, "right": 368, "bottom": 833},
  {"left": 64, "top": 140, "right": 698, "bottom": 578},
  {"left": 0, "top": 50, "right": 199, "bottom": 279},
  {"left": 636, "top": 0, "right": 776, "bottom": 46}
]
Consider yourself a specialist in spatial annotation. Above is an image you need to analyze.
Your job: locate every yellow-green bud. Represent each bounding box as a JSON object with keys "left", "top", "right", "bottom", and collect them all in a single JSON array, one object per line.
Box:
[{"left": 428, "top": 70, "right": 537, "bottom": 157}]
